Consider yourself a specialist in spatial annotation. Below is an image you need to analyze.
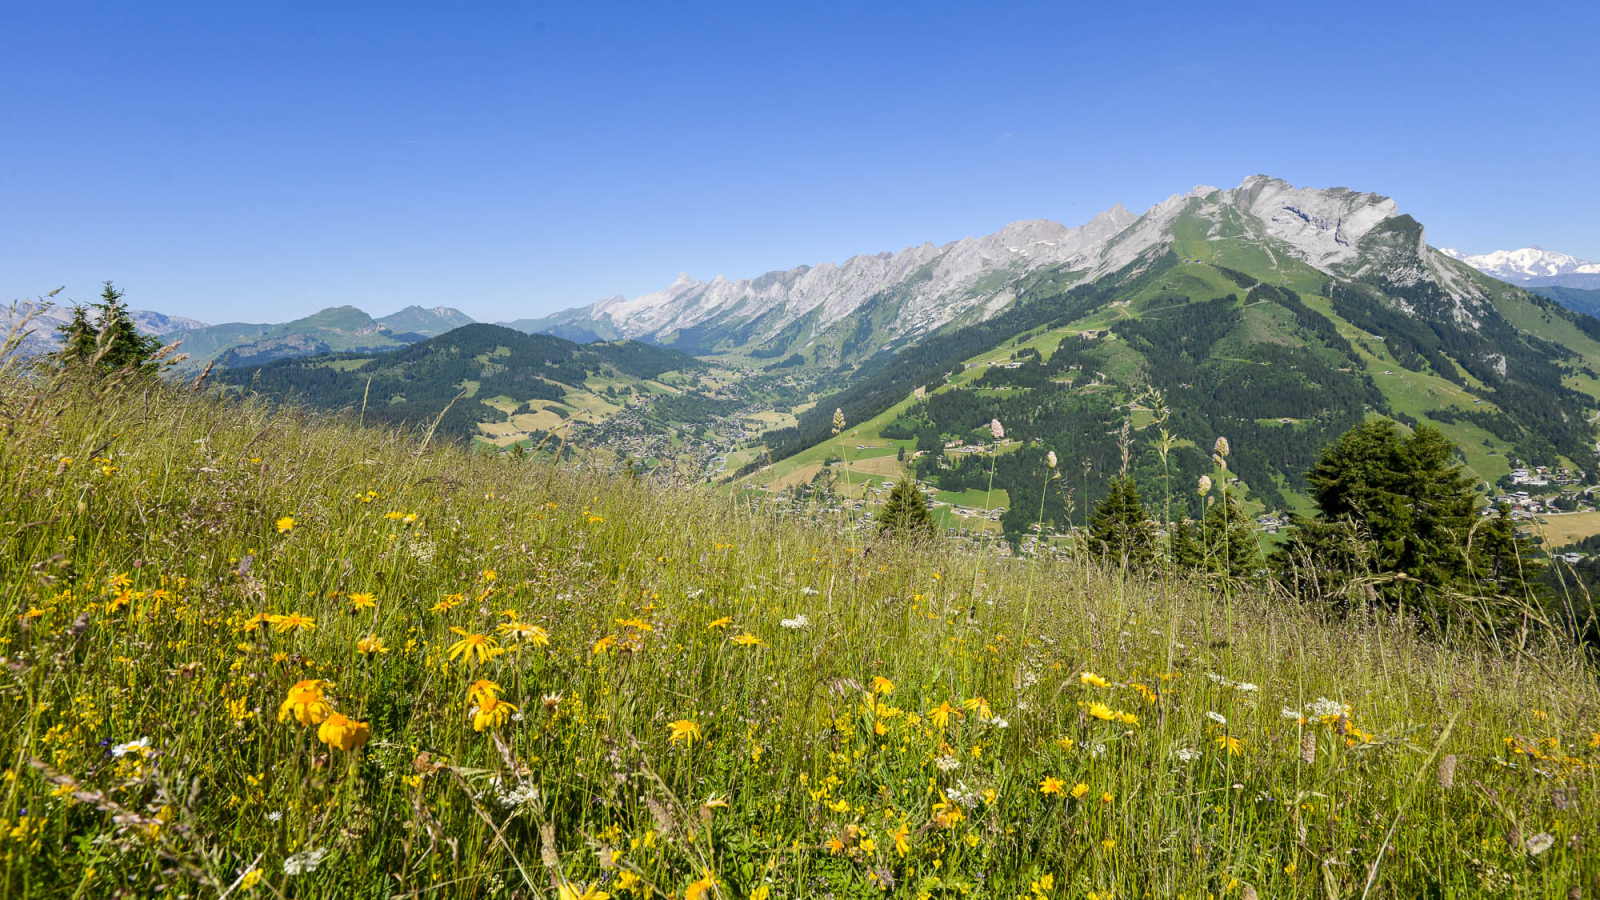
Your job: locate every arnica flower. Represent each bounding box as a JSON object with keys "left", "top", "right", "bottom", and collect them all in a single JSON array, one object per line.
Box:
[
  {"left": 497, "top": 621, "right": 550, "bottom": 646},
  {"left": 1215, "top": 734, "right": 1244, "bottom": 755},
  {"left": 892, "top": 822, "right": 911, "bottom": 856},
  {"left": 468, "top": 679, "right": 502, "bottom": 705},
  {"left": 346, "top": 592, "right": 377, "bottom": 610},
  {"left": 1079, "top": 671, "right": 1110, "bottom": 688},
  {"left": 317, "top": 713, "right": 371, "bottom": 752},
  {"left": 668, "top": 718, "right": 703, "bottom": 747},
  {"left": 557, "top": 881, "right": 612, "bottom": 900},
  {"left": 685, "top": 872, "right": 718, "bottom": 900},
  {"left": 1086, "top": 702, "right": 1116, "bottom": 722},
  {"left": 871, "top": 676, "right": 895, "bottom": 696},
  {"left": 731, "top": 633, "right": 766, "bottom": 647},
  {"left": 447, "top": 627, "right": 499, "bottom": 665},
  {"left": 1070, "top": 782, "right": 1090, "bottom": 800},
  {"left": 930, "top": 701, "right": 962, "bottom": 729},
  {"left": 239, "top": 612, "right": 273, "bottom": 633},
  {"left": 277, "top": 680, "right": 332, "bottom": 726},
  {"left": 275, "top": 516, "right": 294, "bottom": 534},
  {"left": 472, "top": 695, "right": 517, "bottom": 732},
  {"left": 269, "top": 612, "right": 315, "bottom": 634},
  {"left": 707, "top": 616, "right": 733, "bottom": 630},
  {"left": 356, "top": 633, "right": 388, "bottom": 654},
  {"left": 1039, "top": 776, "right": 1067, "bottom": 795}
]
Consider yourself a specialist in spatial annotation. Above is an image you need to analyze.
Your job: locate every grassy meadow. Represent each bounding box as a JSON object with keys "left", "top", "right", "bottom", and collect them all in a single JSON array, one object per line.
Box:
[{"left": 2, "top": 371, "right": 1599, "bottom": 898}]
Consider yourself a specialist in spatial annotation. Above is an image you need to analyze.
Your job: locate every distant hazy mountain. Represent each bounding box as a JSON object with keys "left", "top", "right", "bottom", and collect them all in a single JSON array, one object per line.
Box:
[
  {"left": 1442, "top": 246, "right": 1600, "bottom": 289},
  {"left": 376, "top": 305, "right": 475, "bottom": 337},
  {"left": 2, "top": 300, "right": 209, "bottom": 359}
]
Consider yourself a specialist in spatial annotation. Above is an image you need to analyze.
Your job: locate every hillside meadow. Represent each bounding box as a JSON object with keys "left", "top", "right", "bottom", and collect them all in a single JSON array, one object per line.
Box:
[{"left": 1, "top": 371, "right": 1598, "bottom": 898}]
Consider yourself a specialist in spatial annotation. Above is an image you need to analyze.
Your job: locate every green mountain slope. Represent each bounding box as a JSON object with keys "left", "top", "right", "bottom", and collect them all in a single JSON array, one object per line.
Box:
[
  {"left": 218, "top": 323, "right": 713, "bottom": 446},
  {"left": 740, "top": 195, "right": 1600, "bottom": 543},
  {"left": 376, "top": 304, "right": 475, "bottom": 336}
]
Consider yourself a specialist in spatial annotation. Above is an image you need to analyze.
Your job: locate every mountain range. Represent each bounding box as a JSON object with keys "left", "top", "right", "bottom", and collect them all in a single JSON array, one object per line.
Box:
[{"left": 1443, "top": 246, "right": 1600, "bottom": 289}]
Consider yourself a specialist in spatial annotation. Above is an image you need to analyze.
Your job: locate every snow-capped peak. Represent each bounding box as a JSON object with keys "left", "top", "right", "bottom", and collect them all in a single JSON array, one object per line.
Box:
[{"left": 1443, "top": 246, "right": 1600, "bottom": 283}]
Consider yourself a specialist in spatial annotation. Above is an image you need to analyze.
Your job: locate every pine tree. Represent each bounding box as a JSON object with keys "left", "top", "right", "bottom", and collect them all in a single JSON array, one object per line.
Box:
[
  {"left": 1169, "top": 517, "right": 1202, "bottom": 570},
  {"left": 88, "top": 282, "right": 159, "bottom": 372},
  {"left": 877, "top": 474, "right": 936, "bottom": 541},
  {"left": 1088, "top": 476, "right": 1157, "bottom": 569},
  {"left": 1197, "top": 493, "right": 1260, "bottom": 579},
  {"left": 54, "top": 304, "right": 101, "bottom": 367}
]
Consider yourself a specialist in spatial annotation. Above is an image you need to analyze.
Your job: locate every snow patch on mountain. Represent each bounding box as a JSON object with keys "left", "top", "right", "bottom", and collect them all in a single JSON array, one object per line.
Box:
[{"left": 1441, "top": 246, "right": 1600, "bottom": 283}]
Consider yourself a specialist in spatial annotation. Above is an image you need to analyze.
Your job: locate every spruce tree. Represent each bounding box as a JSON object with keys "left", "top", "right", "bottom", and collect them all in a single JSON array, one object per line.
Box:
[
  {"left": 54, "top": 304, "right": 101, "bottom": 367},
  {"left": 88, "top": 282, "right": 160, "bottom": 372},
  {"left": 1169, "top": 517, "right": 1202, "bottom": 571},
  {"left": 1197, "top": 493, "right": 1260, "bottom": 579},
  {"left": 877, "top": 474, "right": 936, "bottom": 541},
  {"left": 1088, "top": 476, "right": 1157, "bottom": 569}
]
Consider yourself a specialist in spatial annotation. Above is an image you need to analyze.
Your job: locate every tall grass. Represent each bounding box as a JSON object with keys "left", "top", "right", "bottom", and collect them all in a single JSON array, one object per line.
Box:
[{"left": 1, "top": 373, "right": 1597, "bottom": 898}]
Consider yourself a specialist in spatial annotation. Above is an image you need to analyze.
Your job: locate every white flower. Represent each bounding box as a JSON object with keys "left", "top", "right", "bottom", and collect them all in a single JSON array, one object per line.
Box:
[
  {"left": 487, "top": 777, "right": 540, "bottom": 808},
  {"left": 266, "top": 811, "right": 283, "bottom": 823},
  {"left": 1197, "top": 475, "right": 1213, "bottom": 495},
  {"left": 934, "top": 755, "right": 961, "bottom": 772},
  {"left": 800, "top": 587, "right": 819, "bottom": 596},
  {"left": 1045, "top": 450, "right": 1057, "bottom": 469},
  {"left": 1525, "top": 832, "right": 1555, "bottom": 855},
  {"left": 1233, "top": 682, "right": 1258, "bottom": 693},
  {"left": 1306, "top": 698, "right": 1346, "bottom": 719},
  {"left": 111, "top": 737, "right": 151, "bottom": 758},
  {"left": 1205, "top": 711, "right": 1227, "bottom": 725},
  {"left": 780, "top": 614, "right": 810, "bottom": 630},
  {"left": 283, "top": 848, "right": 328, "bottom": 875},
  {"left": 1205, "top": 672, "right": 1229, "bottom": 684},
  {"left": 1087, "top": 742, "right": 1107, "bottom": 758},
  {"left": 988, "top": 716, "right": 1009, "bottom": 729},
  {"left": 1174, "top": 748, "right": 1202, "bottom": 762},
  {"left": 1213, "top": 436, "right": 1230, "bottom": 458},
  {"left": 1280, "top": 707, "right": 1303, "bottom": 720}
]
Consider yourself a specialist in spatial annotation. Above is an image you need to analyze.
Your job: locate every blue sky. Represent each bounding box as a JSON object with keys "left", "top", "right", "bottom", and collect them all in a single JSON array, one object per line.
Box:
[{"left": 3, "top": 1, "right": 1596, "bottom": 324}]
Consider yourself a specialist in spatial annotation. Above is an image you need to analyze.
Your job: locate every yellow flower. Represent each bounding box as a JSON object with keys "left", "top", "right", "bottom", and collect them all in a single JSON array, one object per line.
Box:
[
  {"left": 347, "top": 592, "right": 377, "bottom": 610},
  {"left": 275, "top": 516, "right": 294, "bottom": 534},
  {"left": 1215, "top": 734, "right": 1243, "bottom": 755},
  {"left": 468, "top": 679, "right": 502, "bottom": 704},
  {"left": 930, "top": 701, "right": 961, "bottom": 729},
  {"left": 446, "top": 627, "right": 499, "bottom": 665},
  {"left": 1056, "top": 736, "right": 1075, "bottom": 752},
  {"left": 430, "top": 593, "right": 464, "bottom": 614},
  {"left": 268, "top": 612, "right": 315, "bottom": 634},
  {"left": 472, "top": 695, "right": 517, "bottom": 732},
  {"left": 276, "top": 679, "right": 332, "bottom": 726},
  {"left": 1079, "top": 671, "right": 1110, "bottom": 688},
  {"left": 1069, "top": 783, "right": 1090, "bottom": 800},
  {"left": 731, "top": 633, "right": 766, "bottom": 647},
  {"left": 239, "top": 612, "right": 273, "bottom": 633},
  {"left": 684, "top": 872, "right": 717, "bottom": 900},
  {"left": 238, "top": 868, "right": 263, "bottom": 890},
  {"left": 1039, "top": 776, "right": 1067, "bottom": 795},
  {"left": 592, "top": 633, "right": 618, "bottom": 654},
  {"left": 1086, "top": 702, "right": 1115, "bottom": 722},
  {"left": 871, "top": 676, "right": 895, "bottom": 695},
  {"left": 1101, "top": 838, "right": 1116, "bottom": 850},
  {"left": 1100, "top": 791, "right": 1114, "bottom": 804},
  {"left": 892, "top": 822, "right": 911, "bottom": 856},
  {"left": 668, "top": 719, "right": 703, "bottom": 747},
  {"left": 707, "top": 616, "right": 733, "bottom": 630},
  {"left": 497, "top": 621, "right": 550, "bottom": 646},
  {"left": 356, "top": 633, "right": 388, "bottom": 655},
  {"left": 749, "top": 886, "right": 770, "bottom": 900},
  {"left": 317, "top": 712, "right": 372, "bottom": 751},
  {"left": 1116, "top": 709, "right": 1139, "bottom": 726},
  {"left": 557, "top": 881, "right": 611, "bottom": 900},
  {"left": 1030, "top": 872, "right": 1055, "bottom": 896}
]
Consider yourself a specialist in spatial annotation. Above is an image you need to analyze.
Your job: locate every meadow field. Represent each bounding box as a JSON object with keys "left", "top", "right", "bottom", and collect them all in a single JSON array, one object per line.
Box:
[{"left": 1, "top": 372, "right": 1597, "bottom": 898}]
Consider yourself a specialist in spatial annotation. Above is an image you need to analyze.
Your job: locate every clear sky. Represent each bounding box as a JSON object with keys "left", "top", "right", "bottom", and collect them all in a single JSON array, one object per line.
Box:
[{"left": 4, "top": 1, "right": 1596, "bottom": 324}]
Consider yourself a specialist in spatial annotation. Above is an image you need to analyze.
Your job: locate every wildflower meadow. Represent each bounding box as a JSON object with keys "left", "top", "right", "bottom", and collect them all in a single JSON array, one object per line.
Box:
[{"left": 1, "top": 372, "right": 1597, "bottom": 898}]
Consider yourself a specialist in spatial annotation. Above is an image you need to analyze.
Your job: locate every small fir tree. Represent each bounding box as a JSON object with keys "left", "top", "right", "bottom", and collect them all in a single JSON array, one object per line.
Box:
[
  {"left": 1088, "top": 476, "right": 1157, "bottom": 569},
  {"left": 1197, "top": 492, "right": 1260, "bottom": 579},
  {"left": 54, "top": 304, "right": 101, "bottom": 367},
  {"left": 877, "top": 474, "right": 936, "bottom": 541}
]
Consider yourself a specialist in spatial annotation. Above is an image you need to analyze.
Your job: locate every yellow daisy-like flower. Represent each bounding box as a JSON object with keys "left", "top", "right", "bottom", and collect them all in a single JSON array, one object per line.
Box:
[
  {"left": 275, "top": 516, "right": 294, "bottom": 534},
  {"left": 446, "top": 627, "right": 499, "bottom": 665},
  {"left": 930, "top": 701, "right": 962, "bottom": 729},
  {"left": 892, "top": 822, "right": 911, "bottom": 856},
  {"left": 668, "top": 718, "right": 703, "bottom": 747},
  {"left": 1079, "top": 671, "right": 1110, "bottom": 688},
  {"left": 472, "top": 695, "right": 517, "bottom": 732},
  {"left": 356, "top": 633, "right": 388, "bottom": 654},
  {"left": 238, "top": 612, "right": 273, "bottom": 633},
  {"left": 1086, "top": 702, "right": 1115, "bottom": 722},
  {"left": 1039, "top": 776, "right": 1066, "bottom": 795},
  {"left": 731, "top": 633, "right": 766, "bottom": 647},
  {"left": 707, "top": 616, "right": 733, "bottom": 630},
  {"left": 497, "top": 621, "right": 550, "bottom": 646},
  {"left": 1069, "top": 782, "right": 1090, "bottom": 800},
  {"left": 557, "top": 881, "right": 611, "bottom": 900},
  {"left": 268, "top": 612, "right": 315, "bottom": 634},
  {"left": 468, "top": 679, "right": 502, "bottom": 705},
  {"left": 685, "top": 872, "right": 717, "bottom": 900},
  {"left": 277, "top": 679, "right": 332, "bottom": 726},
  {"left": 347, "top": 592, "right": 377, "bottom": 610},
  {"left": 1215, "top": 734, "right": 1244, "bottom": 756},
  {"left": 870, "top": 676, "right": 895, "bottom": 696},
  {"left": 430, "top": 593, "right": 464, "bottom": 614},
  {"left": 317, "top": 712, "right": 372, "bottom": 752}
]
